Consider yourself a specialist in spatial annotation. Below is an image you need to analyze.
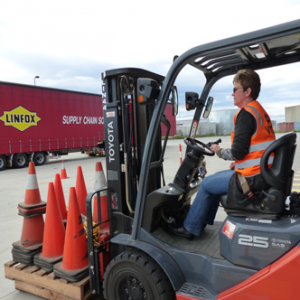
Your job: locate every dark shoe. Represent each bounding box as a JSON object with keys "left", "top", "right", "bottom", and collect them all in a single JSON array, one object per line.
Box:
[{"left": 169, "top": 224, "right": 193, "bottom": 239}]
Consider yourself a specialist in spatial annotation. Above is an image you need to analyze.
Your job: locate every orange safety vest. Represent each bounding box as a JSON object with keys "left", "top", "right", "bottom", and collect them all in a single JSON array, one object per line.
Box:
[{"left": 231, "top": 101, "right": 275, "bottom": 177}]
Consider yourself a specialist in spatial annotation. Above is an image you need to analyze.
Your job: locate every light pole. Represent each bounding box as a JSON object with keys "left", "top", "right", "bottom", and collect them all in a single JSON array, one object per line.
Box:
[{"left": 34, "top": 76, "right": 39, "bottom": 85}]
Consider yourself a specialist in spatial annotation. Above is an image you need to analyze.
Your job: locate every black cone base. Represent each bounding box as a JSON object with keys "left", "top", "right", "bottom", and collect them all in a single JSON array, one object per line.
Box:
[
  {"left": 34, "top": 253, "right": 62, "bottom": 272},
  {"left": 12, "top": 241, "right": 42, "bottom": 265},
  {"left": 53, "top": 262, "right": 89, "bottom": 282}
]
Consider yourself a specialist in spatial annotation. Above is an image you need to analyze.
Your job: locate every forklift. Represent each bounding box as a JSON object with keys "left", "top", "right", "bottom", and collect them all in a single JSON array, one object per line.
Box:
[{"left": 86, "top": 19, "right": 300, "bottom": 300}]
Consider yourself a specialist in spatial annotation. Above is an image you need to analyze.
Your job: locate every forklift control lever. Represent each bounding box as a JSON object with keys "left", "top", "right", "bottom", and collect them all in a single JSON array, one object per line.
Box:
[{"left": 207, "top": 139, "right": 222, "bottom": 147}]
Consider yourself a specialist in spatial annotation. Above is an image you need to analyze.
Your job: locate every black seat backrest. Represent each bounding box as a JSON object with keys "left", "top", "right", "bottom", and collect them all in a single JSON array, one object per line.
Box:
[{"left": 261, "top": 132, "right": 297, "bottom": 196}]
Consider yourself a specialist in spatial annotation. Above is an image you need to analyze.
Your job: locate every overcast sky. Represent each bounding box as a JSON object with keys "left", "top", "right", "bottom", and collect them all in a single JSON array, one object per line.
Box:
[{"left": 1, "top": 0, "right": 300, "bottom": 122}]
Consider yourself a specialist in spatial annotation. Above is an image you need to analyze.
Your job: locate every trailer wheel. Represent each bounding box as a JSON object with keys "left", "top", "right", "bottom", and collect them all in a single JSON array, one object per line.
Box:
[
  {"left": 13, "top": 153, "right": 28, "bottom": 168},
  {"left": 103, "top": 249, "right": 174, "bottom": 300},
  {"left": 33, "top": 152, "right": 46, "bottom": 166},
  {"left": 0, "top": 155, "right": 7, "bottom": 171}
]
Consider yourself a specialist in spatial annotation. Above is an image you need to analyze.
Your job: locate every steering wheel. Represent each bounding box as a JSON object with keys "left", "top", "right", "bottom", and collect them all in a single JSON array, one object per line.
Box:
[{"left": 184, "top": 137, "right": 215, "bottom": 156}]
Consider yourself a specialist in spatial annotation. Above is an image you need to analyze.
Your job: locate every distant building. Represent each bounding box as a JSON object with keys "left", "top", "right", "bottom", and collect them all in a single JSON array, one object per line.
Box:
[
  {"left": 271, "top": 120, "right": 279, "bottom": 131},
  {"left": 208, "top": 109, "right": 238, "bottom": 135},
  {"left": 176, "top": 108, "right": 238, "bottom": 136},
  {"left": 176, "top": 119, "right": 216, "bottom": 136},
  {"left": 285, "top": 105, "right": 300, "bottom": 122}
]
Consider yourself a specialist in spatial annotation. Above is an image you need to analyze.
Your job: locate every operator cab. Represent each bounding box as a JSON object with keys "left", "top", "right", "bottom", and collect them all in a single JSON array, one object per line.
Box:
[
  {"left": 139, "top": 19, "right": 300, "bottom": 234},
  {"left": 152, "top": 22, "right": 300, "bottom": 223}
]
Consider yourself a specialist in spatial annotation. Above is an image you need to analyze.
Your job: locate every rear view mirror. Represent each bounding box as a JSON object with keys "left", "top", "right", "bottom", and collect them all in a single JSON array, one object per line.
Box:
[
  {"left": 203, "top": 96, "right": 213, "bottom": 118},
  {"left": 171, "top": 86, "right": 178, "bottom": 116},
  {"left": 185, "top": 92, "right": 199, "bottom": 111}
]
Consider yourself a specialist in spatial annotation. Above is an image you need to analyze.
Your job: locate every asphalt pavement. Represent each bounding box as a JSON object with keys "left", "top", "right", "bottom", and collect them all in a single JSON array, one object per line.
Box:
[{"left": 0, "top": 133, "right": 299, "bottom": 300}]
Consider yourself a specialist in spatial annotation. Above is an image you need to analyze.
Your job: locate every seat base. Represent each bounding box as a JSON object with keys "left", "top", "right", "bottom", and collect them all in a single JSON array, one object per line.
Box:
[
  {"left": 220, "top": 194, "right": 282, "bottom": 220},
  {"left": 224, "top": 208, "right": 280, "bottom": 220}
]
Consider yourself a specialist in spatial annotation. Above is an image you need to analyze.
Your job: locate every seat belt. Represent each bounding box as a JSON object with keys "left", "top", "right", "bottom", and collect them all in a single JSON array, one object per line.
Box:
[
  {"left": 237, "top": 173, "right": 260, "bottom": 205},
  {"left": 237, "top": 173, "right": 251, "bottom": 195}
]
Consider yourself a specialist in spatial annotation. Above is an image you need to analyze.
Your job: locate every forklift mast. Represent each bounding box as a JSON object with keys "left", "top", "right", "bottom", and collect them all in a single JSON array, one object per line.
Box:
[{"left": 101, "top": 68, "right": 168, "bottom": 255}]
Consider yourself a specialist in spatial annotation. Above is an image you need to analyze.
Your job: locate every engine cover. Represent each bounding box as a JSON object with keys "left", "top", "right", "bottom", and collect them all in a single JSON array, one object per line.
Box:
[{"left": 220, "top": 215, "right": 300, "bottom": 270}]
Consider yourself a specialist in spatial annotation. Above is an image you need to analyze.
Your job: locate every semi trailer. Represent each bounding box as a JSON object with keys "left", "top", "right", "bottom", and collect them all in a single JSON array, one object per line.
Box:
[{"left": 0, "top": 82, "right": 105, "bottom": 171}]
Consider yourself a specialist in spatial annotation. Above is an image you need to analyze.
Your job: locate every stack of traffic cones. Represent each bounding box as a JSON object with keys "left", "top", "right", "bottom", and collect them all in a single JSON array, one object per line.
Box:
[
  {"left": 12, "top": 162, "right": 46, "bottom": 265},
  {"left": 54, "top": 187, "right": 89, "bottom": 282},
  {"left": 93, "top": 162, "right": 108, "bottom": 224},
  {"left": 60, "top": 161, "right": 69, "bottom": 179},
  {"left": 54, "top": 173, "right": 67, "bottom": 221},
  {"left": 34, "top": 183, "right": 65, "bottom": 271},
  {"left": 76, "top": 166, "right": 87, "bottom": 216}
]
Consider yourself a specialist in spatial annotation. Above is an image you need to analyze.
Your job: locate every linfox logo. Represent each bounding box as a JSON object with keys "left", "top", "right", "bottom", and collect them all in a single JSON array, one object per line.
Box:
[
  {"left": 0, "top": 106, "right": 41, "bottom": 131},
  {"left": 107, "top": 121, "right": 115, "bottom": 163}
]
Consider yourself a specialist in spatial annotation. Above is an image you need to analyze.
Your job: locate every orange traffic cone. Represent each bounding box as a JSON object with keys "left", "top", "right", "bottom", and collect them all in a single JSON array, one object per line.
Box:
[
  {"left": 54, "top": 174, "right": 67, "bottom": 220},
  {"left": 60, "top": 161, "right": 69, "bottom": 179},
  {"left": 76, "top": 166, "right": 87, "bottom": 216},
  {"left": 93, "top": 162, "right": 108, "bottom": 224},
  {"left": 12, "top": 162, "right": 46, "bottom": 265},
  {"left": 34, "top": 183, "right": 65, "bottom": 271},
  {"left": 53, "top": 187, "right": 89, "bottom": 282}
]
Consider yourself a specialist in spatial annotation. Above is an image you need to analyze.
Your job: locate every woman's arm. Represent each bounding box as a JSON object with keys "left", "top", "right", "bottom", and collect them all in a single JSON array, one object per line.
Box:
[{"left": 215, "top": 109, "right": 256, "bottom": 161}]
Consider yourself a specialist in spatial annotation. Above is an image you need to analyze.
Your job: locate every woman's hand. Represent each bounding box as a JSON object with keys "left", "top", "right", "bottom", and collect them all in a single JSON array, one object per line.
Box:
[
  {"left": 210, "top": 144, "right": 220, "bottom": 153},
  {"left": 229, "top": 162, "right": 235, "bottom": 170}
]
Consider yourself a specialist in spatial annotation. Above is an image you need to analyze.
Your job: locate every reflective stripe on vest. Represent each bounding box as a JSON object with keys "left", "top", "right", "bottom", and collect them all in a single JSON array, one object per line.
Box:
[
  {"left": 249, "top": 140, "right": 274, "bottom": 153},
  {"left": 247, "top": 104, "right": 263, "bottom": 126},
  {"left": 235, "top": 156, "right": 274, "bottom": 169}
]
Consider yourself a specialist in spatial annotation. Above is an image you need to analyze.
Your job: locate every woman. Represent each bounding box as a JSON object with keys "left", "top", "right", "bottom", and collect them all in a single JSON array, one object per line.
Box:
[{"left": 170, "top": 69, "right": 275, "bottom": 239}]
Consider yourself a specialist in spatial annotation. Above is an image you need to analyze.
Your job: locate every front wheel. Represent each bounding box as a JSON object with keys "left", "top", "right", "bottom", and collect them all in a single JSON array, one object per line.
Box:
[
  {"left": 33, "top": 152, "right": 46, "bottom": 166},
  {"left": 103, "top": 249, "right": 174, "bottom": 300},
  {"left": 13, "top": 153, "right": 28, "bottom": 168}
]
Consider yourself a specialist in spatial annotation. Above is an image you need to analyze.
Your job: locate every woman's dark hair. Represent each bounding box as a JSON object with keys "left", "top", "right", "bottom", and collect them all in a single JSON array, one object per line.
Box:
[{"left": 233, "top": 69, "right": 261, "bottom": 100}]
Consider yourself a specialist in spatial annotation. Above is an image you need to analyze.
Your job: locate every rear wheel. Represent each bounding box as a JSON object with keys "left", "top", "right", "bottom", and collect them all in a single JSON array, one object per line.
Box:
[
  {"left": 13, "top": 153, "right": 28, "bottom": 168},
  {"left": 33, "top": 152, "right": 46, "bottom": 166},
  {"left": 103, "top": 249, "right": 174, "bottom": 300},
  {"left": 0, "top": 155, "right": 7, "bottom": 171}
]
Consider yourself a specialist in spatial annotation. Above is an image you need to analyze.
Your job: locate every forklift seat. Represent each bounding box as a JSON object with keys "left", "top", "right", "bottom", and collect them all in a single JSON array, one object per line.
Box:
[{"left": 221, "top": 132, "right": 297, "bottom": 218}]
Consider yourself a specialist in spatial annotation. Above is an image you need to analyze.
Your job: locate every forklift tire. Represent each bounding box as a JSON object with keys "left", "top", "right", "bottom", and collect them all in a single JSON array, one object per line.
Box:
[
  {"left": 13, "top": 153, "right": 28, "bottom": 168},
  {"left": 33, "top": 152, "right": 46, "bottom": 166},
  {"left": 103, "top": 248, "right": 174, "bottom": 300},
  {"left": 0, "top": 155, "right": 7, "bottom": 171}
]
